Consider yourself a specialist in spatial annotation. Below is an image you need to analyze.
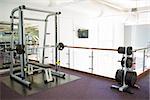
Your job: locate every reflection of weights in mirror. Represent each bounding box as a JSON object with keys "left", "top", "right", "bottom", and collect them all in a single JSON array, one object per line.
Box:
[
  {"left": 5, "top": 44, "right": 25, "bottom": 54},
  {"left": 15, "top": 44, "right": 25, "bottom": 54},
  {"left": 2, "top": 52, "right": 11, "bottom": 68},
  {"left": 111, "top": 46, "right": 140, "bottom": 94},
  {"left": 0, "top": 34, "right": 12, "bottom": 69}
]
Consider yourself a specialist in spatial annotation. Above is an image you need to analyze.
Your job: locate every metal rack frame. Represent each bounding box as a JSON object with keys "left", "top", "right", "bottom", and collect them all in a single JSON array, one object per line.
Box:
[{"left": 10, "top": 5, "right": 60, "bottom": 87}]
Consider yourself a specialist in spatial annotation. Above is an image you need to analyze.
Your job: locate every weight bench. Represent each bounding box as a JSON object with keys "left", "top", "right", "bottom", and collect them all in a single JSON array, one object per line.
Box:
[
  {"left": 27, "top": 62, "right": 53, "bottom": 83},
  {"left": 28, "top": 62, "right": 65, "bottom": 82}
]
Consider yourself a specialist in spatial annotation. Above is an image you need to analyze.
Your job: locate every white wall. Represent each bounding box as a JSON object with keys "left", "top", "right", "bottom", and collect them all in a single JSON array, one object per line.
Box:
[
  {"left": 47, "top": 6, "right": 125, "bottom": 78},
  {"left": 125, "top": 24, "right": 150, "bottom": 48},
  {"left": 124, "top": 24, "right": 150, "bottom": 74},
  {"left": 0, "top": 0, "right": 125, "bottom": 78},
  {"left": 0, "top": 1, "right": 149, "bottom": 78}
]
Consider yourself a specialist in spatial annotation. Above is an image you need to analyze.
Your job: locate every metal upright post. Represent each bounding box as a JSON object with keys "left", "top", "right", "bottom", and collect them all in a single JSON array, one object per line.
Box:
[
  {"left": 89, "top": 50, "right": 94, "bottom": 73},
  {"left": 91, "top": 50, "right": 94, "bottom": 73},
  {"left": 10, "top": 7, "right": 19, "bottom": 75},
  {"left": 52, "top": 47, "right": 54, "bottom": 64},
  {"left": 19, "top": 8, "right": 26, "bottom": 79},
  {"left": 42, "top": 20, "right": 48, "bottom": 64},
  {"left": 143, "top": 50, "right": 145, "bottom": 72},
  {"left": 119, "top": 47, "right": 128, "bottom": 92},
  {"left": 26, "top": 35, "right": 29, "bottom": 64},
  {"left": 67, "top": 48, "right": 70, "bottom": 68},
  {"left": 10, "top": 15, "right": 15, "bottom": 75},
  {"left": 42, "top": 13, "right": 60, "bottom": 64},
  {"left": 55, "top": 15, "right": 58, "bottom": 71}
]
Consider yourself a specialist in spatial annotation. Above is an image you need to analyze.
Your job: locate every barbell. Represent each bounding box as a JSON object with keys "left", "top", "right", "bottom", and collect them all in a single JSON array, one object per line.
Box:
[
  {"left": 15, "top": 44, "right": 25, "bottom": 54},
  {"left": 57, "top": 43, "right": 133, "bottom": 55}
]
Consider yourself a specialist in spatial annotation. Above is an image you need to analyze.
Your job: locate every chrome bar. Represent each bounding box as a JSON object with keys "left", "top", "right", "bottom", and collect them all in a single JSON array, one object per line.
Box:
[
  {"left": 89, "top": 50, "right": 94, "bottom": 73},
  {"left": 24, "top": 6, "right": 56, "bottom": 14},
  {"left": 45, "top": 12, "right": 61, "bottom": 20},
  {"left": 42, "top": 17, "right": 48, "bottom": 64},
  {"left": 18, "top": 8, "right": 26, "bottom": 79},
  {"left": 11, "top": 16, "right": 46, "bottom": 22},
  {"left": 143, "top": 50, "right": 146, "bottom": 72},
  {"left": 10, "top": 6, "right": 17, "bottom": 75},
  {"left": 91, "top": 50, "right": 94, "bottom": 73},
  {"left": 10, "top": 74, "right": 31, "bottom": 87},
  {"left": 68, "top": 48, "right": 70, "bottom": 68},
  {"left": 135, "top": 47, "right": 150, "bottom": 52},
  {"left": 11, "top": 7, "right": 19, "bottom": 16}
]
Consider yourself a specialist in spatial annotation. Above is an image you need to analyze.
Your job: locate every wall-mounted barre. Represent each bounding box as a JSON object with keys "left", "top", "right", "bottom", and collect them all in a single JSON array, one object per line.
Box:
[
  {"left": 30, "top": 44, "right": 150, "bottom": 53},
  {"left": 134, "top": 47, "right": 150, "bottom": 52},
  {"left": 64, "top": 45, "right": 118, "bottom": 51},
  {"left": 64, "top": 45, "right": 150, "bottom": 53}
]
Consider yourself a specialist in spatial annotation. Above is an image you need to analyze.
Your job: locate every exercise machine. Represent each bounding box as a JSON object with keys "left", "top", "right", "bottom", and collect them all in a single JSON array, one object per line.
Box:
[
  {"left": 111, "top": 46, "right": 140, "bottom": 94},
  {"left": 10, "top": 5, "right": 61, "bottom": 88}
]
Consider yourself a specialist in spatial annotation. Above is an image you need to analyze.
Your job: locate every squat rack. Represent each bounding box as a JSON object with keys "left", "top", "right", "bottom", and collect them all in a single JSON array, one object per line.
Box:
[{"left": 10, "top": 5, "right": 61, "bottom": 87}]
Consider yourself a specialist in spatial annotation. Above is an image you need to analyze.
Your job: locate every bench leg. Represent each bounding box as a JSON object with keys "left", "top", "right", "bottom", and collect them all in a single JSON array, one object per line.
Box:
[
  {"left": 44, "top": 68, "right": 53, "bottom": 83},
  {"left": 28, "top": 65, "right": 33, "bottom": 75}
]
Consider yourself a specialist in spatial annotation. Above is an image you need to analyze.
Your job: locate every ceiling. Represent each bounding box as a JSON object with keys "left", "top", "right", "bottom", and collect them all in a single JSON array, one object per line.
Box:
[
  {"left": 102, "top": 0, "right": 150, "bottom": 8},
  {"left": 0, "top": 0, "right": 149, "bottom": 32},
  {"left": 0, "top": 0, "right": 149, "bottom": 14},
  {"left": 0, "top": 0, "right": 150, "bottom": 9}
]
